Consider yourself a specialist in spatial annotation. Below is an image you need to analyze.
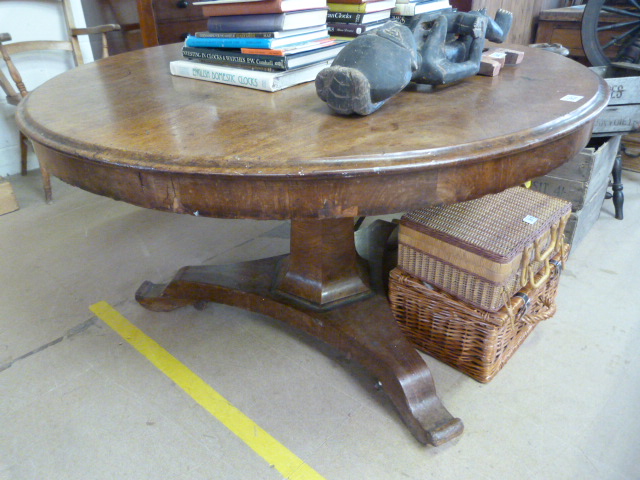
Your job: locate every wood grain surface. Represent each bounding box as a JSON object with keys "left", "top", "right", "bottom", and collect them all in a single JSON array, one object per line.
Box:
[{"left": 16, "top": 43, "right": 608, "bottom": 219}]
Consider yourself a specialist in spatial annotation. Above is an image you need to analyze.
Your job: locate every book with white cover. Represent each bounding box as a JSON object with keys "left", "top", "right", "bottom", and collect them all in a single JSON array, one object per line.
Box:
[
  {"left": 392, "top": 0, "right": 450, "bottom": 15},
  {"left": 169, "top": 59, "right": 332, "bottom": 92}
]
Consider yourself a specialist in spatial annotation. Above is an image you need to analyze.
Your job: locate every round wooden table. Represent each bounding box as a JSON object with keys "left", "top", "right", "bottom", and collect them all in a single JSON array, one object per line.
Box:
[{"left": 17, "top": 43, "right": 608, "bottom": 446}]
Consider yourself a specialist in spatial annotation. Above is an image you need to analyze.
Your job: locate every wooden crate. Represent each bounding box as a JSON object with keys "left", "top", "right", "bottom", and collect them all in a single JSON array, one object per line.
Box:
[
  {"left": 530, "top": 135, "right": 620, "bottom": 211},
  {"left": 563, "top": 180, "right": 608, "bottom": 249},
  {"left": 591, "top": 66, "right": 640, "bottom": 134},
  {"left": 0, "top": 177, "right": 19, "bottom": 216},
  {"left": 621, "top": 132, "right": 640, "bottom": 172}
]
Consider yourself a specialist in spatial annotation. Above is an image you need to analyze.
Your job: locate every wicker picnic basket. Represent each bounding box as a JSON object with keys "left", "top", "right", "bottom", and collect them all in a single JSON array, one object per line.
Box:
[
  {"left": 389, "top": 247, "right": 568, "bottom": 383},
  {"left": 398, "top": 187, "right": 571, "bottom": 312}
]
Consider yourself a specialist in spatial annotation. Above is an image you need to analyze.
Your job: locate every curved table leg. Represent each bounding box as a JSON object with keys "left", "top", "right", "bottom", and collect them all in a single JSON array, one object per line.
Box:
[{"left": 135, "top": 218, "right": 463, "bottom": 446}]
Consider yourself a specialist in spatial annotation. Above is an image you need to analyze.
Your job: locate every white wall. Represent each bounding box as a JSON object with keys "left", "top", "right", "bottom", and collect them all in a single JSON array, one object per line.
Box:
[{"left": 0, "top": 0, "right": 92, "bottom": 176}]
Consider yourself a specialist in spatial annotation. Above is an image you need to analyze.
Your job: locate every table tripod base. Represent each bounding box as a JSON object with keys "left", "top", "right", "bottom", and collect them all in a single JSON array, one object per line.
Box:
[{"left": 135, "top": 255, "right": 463, "bottom": 446}]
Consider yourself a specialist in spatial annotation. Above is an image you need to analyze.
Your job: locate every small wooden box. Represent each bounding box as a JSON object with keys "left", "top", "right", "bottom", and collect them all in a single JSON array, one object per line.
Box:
[{"left": 530, "top": 135, "right": 620, "bottom": 211}]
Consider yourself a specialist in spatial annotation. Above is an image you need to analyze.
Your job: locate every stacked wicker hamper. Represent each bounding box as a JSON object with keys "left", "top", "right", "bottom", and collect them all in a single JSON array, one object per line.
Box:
[{"left": 388, "top": 187, "right": 571, "bottom": 383}]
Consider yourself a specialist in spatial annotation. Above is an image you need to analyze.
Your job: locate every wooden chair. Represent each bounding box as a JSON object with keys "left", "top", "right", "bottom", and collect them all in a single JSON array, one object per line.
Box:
[{"left": 0, "top": 1, "right": 120, "bottom": 203}]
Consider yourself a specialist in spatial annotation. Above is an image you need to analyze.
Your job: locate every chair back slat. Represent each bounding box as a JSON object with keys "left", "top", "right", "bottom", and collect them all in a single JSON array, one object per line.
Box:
[{"left": 0, "top": 0, "right": 122, "bottom": 203}]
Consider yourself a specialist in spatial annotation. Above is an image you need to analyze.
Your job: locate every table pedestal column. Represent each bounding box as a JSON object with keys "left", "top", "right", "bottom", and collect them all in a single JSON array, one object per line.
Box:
[{"left": 135, "top": 218, "right": 463, "bottom": 446}]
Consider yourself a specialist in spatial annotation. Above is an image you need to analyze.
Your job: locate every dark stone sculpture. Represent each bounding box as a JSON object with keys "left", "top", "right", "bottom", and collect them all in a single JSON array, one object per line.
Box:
[{"left": 316, "top": 9, "right": 513, "bottom": 115}]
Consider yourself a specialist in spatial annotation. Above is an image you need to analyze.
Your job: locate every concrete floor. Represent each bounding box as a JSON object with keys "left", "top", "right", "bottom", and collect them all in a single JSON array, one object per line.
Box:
[{"left": 1, "top": 170, "right": 639, "bottom": 480}]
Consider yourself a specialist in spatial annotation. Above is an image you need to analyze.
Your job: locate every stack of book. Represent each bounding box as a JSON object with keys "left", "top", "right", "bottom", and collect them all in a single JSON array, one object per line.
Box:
[
  {"left": 390, "top": 0, "right": 451, "bottom": 23},
  {"left": 170, "top": 0, "right": 347, "bottom": 92},
  {"left": 326, "top": 0, "right": 395, "bottom": 40}
]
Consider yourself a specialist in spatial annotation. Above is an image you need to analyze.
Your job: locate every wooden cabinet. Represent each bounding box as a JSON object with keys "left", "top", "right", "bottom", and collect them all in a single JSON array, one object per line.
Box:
[
  {"left": 535, "top": 6, "right": 586, "bottom": 62},
  {"left": 136, "top": 0, "right": 208, "bottom": 47},
  {"left": 535, "top": 4, "right": 630, "bottom": 65},
  {"left": 81, "top": 0, "right": 208, "bottom": 52},
  {"left": 451, "top": 0, "right": 577, "bottom": 45}
]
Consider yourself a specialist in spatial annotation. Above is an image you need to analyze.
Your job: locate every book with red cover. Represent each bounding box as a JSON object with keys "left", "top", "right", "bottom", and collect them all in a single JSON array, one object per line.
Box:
[
  {"left": 240, "top": 38, "right": 340, "bottom": 55},
  {"left": 324, "top": 0, "right": 385, "bottom": 4},
  {"left": 201, "top": 0, "right": 328, "bottom": 16}
]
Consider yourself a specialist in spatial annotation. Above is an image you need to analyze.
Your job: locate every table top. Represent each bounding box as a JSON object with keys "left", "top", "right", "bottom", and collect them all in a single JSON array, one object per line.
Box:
[{"left": 17, "top": 43, "right": 609, "bottom": 219}]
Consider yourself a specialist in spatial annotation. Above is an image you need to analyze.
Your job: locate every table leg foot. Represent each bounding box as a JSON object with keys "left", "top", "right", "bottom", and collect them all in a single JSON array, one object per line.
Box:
[
  {"left": 136, "top": 279, "right": 204, "bottom": 312},
  {"left": 134, "top": 255, "right": 463, "bottom": 446},
  {"left": 314, "top": 293, "right": 464, "bottom": 446}
]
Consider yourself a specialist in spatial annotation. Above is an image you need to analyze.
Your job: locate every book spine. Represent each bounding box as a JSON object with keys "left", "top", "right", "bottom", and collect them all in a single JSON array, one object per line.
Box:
[
  {"left": 327, "top": 2, "right": 368, "bottom": 13},
  {"left": 184, "top": 58, "right": 279, "bottom": 72},
  {"left": 186, "top": 35, "right": 274, "bottom": 49},
  {"left": 327, "top": 23, "right": 363, "bottom": 35},
  {"left": 182, "top": 46, "right": 288, "bottom": 70},
  {"left": 170, "top": 61, "right": 278, "bottom": 92},
  {"left": 195, "top": 32, "right": 276, "bottom": 39},
  {"left": 207, "top": 14, "right": 281, "bottom": 32},
  {"left": 326, "top": 11, "right": 366, "bottom": 23},
  {"left": 201, "top": 2, "right": 282, "bottom": 17}
]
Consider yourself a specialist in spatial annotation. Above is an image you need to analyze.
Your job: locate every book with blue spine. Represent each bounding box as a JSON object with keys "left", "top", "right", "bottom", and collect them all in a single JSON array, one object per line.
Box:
[{"left": 184, "top": 28, "right": 329, "bottom": 49}]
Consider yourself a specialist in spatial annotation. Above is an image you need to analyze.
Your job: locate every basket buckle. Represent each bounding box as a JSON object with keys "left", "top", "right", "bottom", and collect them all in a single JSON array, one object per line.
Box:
[
  {"left": 513, "top": 292, "right": 531, "bottom": 321},
  {"left": 549, "top": 258, "right": 563, "bottom": 278}
]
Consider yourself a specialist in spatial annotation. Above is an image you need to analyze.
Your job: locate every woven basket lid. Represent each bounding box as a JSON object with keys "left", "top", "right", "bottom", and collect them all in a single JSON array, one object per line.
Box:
[{"left": 400, "top": 187, "right": 571, "bottom": 263}]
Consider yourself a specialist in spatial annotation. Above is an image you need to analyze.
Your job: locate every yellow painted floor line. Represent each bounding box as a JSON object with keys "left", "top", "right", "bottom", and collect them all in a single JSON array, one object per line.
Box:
[{"left": 90, "top": 301, "right": 326, "bottom": 480}]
